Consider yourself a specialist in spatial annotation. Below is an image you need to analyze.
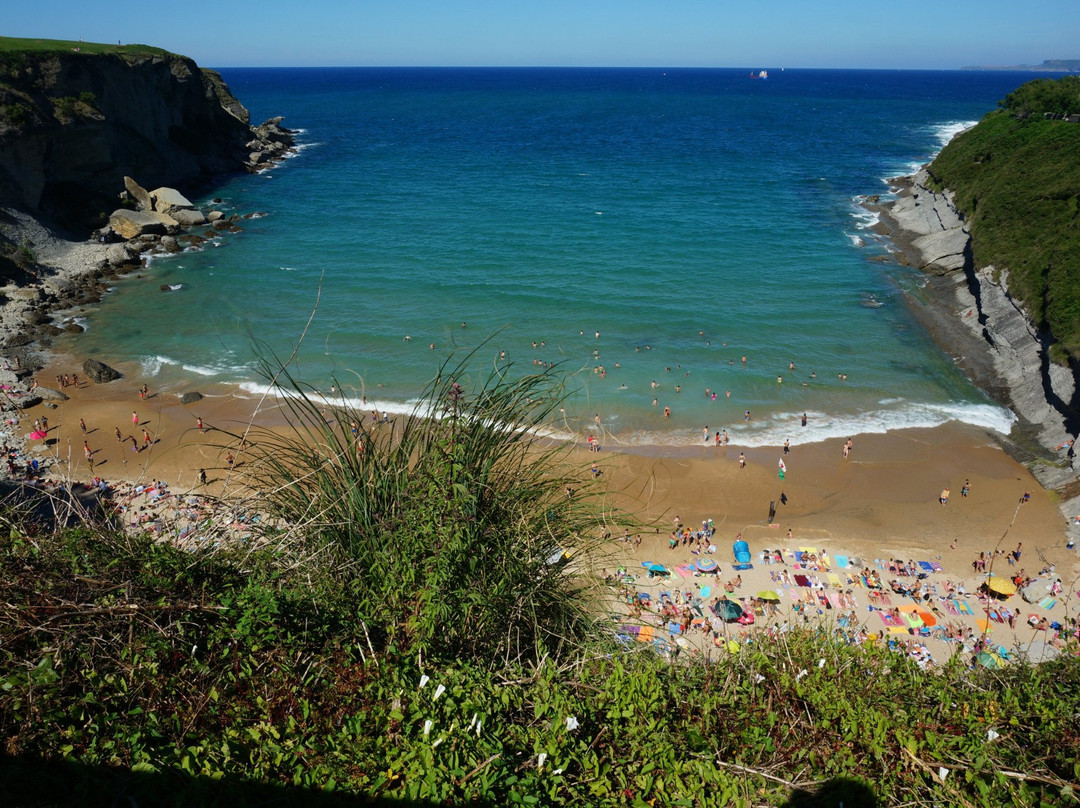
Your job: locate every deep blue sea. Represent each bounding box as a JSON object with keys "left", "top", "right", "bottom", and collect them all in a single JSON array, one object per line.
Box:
[{"left": 57, "top": 68, "right": 1059, "bottom": 447}]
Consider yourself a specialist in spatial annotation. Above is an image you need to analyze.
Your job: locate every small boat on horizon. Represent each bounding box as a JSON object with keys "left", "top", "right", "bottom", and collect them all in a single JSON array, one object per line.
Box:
[{"left": 750, "top": 69, "right": 768, "bottom": 80}]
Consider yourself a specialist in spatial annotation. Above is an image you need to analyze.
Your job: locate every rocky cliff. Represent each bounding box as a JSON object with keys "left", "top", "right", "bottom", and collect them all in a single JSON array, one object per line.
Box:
[
  {"left": 872, "top": 170, "right": 1080, "bottom": 540},
  {"left": 0, "top": 45, "right": 288, "bottom": 227}
]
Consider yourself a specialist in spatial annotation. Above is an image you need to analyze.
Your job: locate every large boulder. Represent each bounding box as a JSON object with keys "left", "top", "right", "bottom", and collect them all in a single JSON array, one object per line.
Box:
[
  {"left": 14, "top": 395, "right": 41, "bottom": 410},
  {"left": 150, "top": 187, "right": 195, "bottom": 214},
  {"left": 124, "top": 176, "right": 153, "bottom": 211},
  {"left": 180, "top": 391, "right": 204, "bottom": 405},
  {"left": 82, "top": 358, "right": 122, "bottom": 384},
  {"left": 35, "top": 386, "right": 69, "bottom": 402},
  {"left": 109, "top": 209, "right": 170, "bottom": 240},
  {"left": 169, "top": 208, "right": 207, "bottom": 227}
]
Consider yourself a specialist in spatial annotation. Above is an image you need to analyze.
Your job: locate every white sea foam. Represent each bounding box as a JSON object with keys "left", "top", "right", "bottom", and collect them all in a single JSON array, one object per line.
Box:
[
  {"left": 931, "top": 120, "right": 978, "bottom": 150},
  {"left": 601, "top": 400, "right": 1015, "bottom": 449},
  {"left": 849, "top": 208, "right": 879, "bottom": 230}
]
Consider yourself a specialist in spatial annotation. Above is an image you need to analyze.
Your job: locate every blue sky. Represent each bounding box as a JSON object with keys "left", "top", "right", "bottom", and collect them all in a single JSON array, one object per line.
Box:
[{"left": 4, "top": 1, "right": 1076, "bottom": 69}]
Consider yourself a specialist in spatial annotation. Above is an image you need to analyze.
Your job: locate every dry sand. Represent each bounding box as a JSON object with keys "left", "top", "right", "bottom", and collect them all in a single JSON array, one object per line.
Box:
[{"left": 19, "top": 353, "right": 1080, "bottom": 664}]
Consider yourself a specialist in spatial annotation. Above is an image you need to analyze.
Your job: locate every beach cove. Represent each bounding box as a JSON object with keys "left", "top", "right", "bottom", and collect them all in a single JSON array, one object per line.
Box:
[{"left": 1, "top": 66, "right": 1078, "bottom": 667}]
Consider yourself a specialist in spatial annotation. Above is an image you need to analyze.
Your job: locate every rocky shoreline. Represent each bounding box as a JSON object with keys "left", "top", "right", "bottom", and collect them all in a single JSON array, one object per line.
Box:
[{"left": 866, "top": 168, "right": 1080, "bottom": 541}]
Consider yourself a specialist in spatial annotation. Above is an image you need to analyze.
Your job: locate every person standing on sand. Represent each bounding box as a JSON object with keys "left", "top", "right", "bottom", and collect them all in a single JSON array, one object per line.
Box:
[
  {"left": 939, "top": 487, "right": 950, "bottom": 505},
  {"left": 961, "top": 479, "right": 970, "bottom": 497},
  {"left": 783, "top": 439, "right": 790, "bottom": 454},
  {"left": 142, "top": 428, "right": 152, "bottom": 449},
  {"left": 196, "top": 416, "right": 204, "bottom": 433},
  {"left": 738, "top": 452, "right": 746, "bottom": 469},
  {"left": 114, "top": 427, "right": 122, "bottom": 443},
  {"left": 132, "top": 411, "right": 139, "bottom": 426},
  {"left": 79, "top": 418, "right": 86, "bottom": 435},
  {"left": 198, "top": 468, "right": 207, "bottom": 485}
]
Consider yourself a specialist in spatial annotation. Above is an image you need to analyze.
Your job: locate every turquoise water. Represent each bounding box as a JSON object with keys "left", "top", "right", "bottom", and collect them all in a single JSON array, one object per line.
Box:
[{"left": 58, "top": 68, "right": 1054, "bottom": 447}]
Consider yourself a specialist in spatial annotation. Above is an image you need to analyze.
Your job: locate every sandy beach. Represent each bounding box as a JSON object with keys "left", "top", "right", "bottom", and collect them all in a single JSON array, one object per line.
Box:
[{"left": 8, "top": 348, "right": 1077, "bottom": 666}]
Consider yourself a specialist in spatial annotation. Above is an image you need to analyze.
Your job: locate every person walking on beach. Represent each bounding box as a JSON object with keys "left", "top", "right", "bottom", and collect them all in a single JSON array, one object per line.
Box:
[
  {"left": 40, "top": 415, "right": 48, "bottom": 432},
  {"left": 198, "top": 468, "right": 207, "bottom": 486},
  {"left": 783, "top": 439, "right": 790, "bottom": 454},
  {"left": 114, "top": 426, "right": 122, "bottom": 443},
  {"left": 196, "top": 416, "right": 204, "bottom": 433},
  {"left": 79, "top": 418, "right": 86, "bottom": 435},
  {"left": 703, "top": 426, "right": 709, "bottom": 444},
  {"left": 738, "top": 452, "right": 746, "bottom": 469},
  {"left": 142, "top": 428, "right": 152, "bottom": 449},
  {"left": 132, "top": 411, "right": 139, "bottom": 426},
  {"left": 939, "top": 487, "right": 950, "bottom": 505},
  {"left": 84, "top": 445, "right": 94, "bottom": 470},
  {"left": 961, "top": 479, "right": 970, "bottom": 497}
]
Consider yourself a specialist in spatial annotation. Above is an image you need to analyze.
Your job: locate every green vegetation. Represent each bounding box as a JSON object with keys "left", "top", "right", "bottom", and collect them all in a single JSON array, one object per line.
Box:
[
  {"left": 0, "top": 36, "right": 173, "bottom": 58},
  {"left": 926, "top": 76, "right": 1080, "bottom": 359},
  {"left": 1, "top": 360, "right": 1078, "bottom": 806}
]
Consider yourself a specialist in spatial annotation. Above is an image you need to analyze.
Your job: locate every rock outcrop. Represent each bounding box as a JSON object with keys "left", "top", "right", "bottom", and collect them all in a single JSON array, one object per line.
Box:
[
  {"left": 874, "top": 170, "right": 1080, "bottom": 543},
  {"left": 0, "top": 47, "right": 295, "bottom": 229},
  {"left": 82, "top": 358, "right": 121, "bottom": 383}
]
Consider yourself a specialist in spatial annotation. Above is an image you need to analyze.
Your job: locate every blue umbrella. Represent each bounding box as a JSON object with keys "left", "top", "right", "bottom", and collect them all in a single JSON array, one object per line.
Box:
[{"left": 696, "top": 558, "right": 718, "bottom": 573}]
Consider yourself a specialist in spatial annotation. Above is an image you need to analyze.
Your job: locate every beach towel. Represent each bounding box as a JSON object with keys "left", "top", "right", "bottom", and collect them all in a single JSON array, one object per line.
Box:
[
  {"left": 930, "top": 562, "right": 943, "bottom": 572},
  {"left": 700, "top": 585, "right": 711, "bottom": 598},
  {"left": 675, "top": 564, "right": 695, "bottom": 578},
  {"left": 918, "top": 561, "right": 934, "bottom": 572},
  {"left": 835, "top": 554, "right": 849, "bottom": 569},
  {"left": 956, "top": 599, "right": 974, "bottom": 615},
  {"left": 690, "top": 617, "right": 705, "bottom": 629},
  {"left": 879, "top": 612, "right": 902, "bottom": 627},
  {"left": 637, "top": 625, "right": 655, "bottom": 643},
  {"left": 900, "top": 611, "right": 924, "bottom": 629},
  {"left": 976, "top": 618, "right": 993, "bottom": 633},
  {"left": 794, "top": 574, "right": 811, "bottom": 587},
  {"left": 794, "top": 551, "right": 807, "bottom": 563},
  {"left": 1039, "top": 597, "right": 1058, "bottom": 610},
  {"left": 827, "top": 573, "right": 843, "bottom": 588},
  {"left": 916, "top": 610, "right": 936, "bottom": 627},
  {"left": 888, "top": 626, "right": 909, "bottom": 634},
  {"left": 668, "top": 622, "right": 682, "bottom": 635},
  {"left": 790, "top": 589, "right": 802, "bottom": 603},
  {"left": 732, "top": 563, "right": 753, "bottom": 571},
  {"left": 837, "top": 616, "right": 850, "bottom": 628},
  {"left": 942, "top": 598, "right": 960, "bottom": 616}
]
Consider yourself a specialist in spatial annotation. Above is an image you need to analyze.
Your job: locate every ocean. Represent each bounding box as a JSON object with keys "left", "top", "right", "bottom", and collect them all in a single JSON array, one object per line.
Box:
[{"left": 55, "top": 67, "right": 1057, "bottom": 448}]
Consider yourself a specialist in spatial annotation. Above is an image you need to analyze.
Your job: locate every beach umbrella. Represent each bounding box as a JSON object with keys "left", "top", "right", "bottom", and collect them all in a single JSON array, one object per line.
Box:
[
  {"left": 646, "top": 563, "right": 669, "bottom": 577},
  {"left": 976, "top": 650, "right": 1003, "bottom": 669},
  {"left": 713, "top": 599, "right": 744, "bottom": 622},
  {"left": 986, "top": 576, "right": 1017, "bottom": 597},
  {"left": 757, "top": 590, "right": 781, "bottom": 602},
  {"left": 695, "top": 558, "right": 718, "bottom": 573},
  {"left": 29, "top": 430, "right": 47, "bottom": 440}
]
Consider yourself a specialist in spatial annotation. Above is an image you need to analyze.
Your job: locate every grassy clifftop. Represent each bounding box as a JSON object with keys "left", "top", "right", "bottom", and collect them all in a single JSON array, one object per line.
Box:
[
  {"left": 926, "top": 77, "right": 1080, "bottom": 359},
  {"left": 0, "top": 36, "right": 173, "bottom": 59}
]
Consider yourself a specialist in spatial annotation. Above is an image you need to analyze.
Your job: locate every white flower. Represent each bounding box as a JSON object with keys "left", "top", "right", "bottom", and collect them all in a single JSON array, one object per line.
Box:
[
  {"left": 754, "top": 673, "right": 765, "bottom": 683},
  {"left": 476, "top": 719, "right": 483, "bottom": 736},
  {"left": 432, "top": 737, "right": 443, "bottom": 748},
  {"left": 565, "top": 716, "right": 580, "bottom": 731},
  {"left": 419, "top": 674, "right": 430, "bottom": 689},
  {"left": 987, "top": 729, "right": 1000, "bottom": 742},
  {"left": 795, "top": 669, "right": 808, "bottom": 681},
  {"left": 537, "top": 753, "right": 547, "bottom": 769},
  {"left": 433, "top": 684, "right": 446, "bottom": 700},
  {"left": 553, "top": 768, "right": 564, "bottom": 775},
  {"left": 423, "top": 719, "right": 433, "bottom": 736},
  {"left": 938, "top": 767, "right": 950, "bottom": 781},
  {"left": 467, "top": 713, "right": 478, "bottom": 731},
  {"left": 818, "top": 658, "right": 826, "bottom": 668}
]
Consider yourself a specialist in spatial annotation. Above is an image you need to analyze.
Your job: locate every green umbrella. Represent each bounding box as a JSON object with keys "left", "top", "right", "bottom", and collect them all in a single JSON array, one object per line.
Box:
[
  {"left": 976, "top": 650, "right": 1002, "bottom": 669},
  {"left": 713, "top": 599, "right": 744, "bottom": 622}
]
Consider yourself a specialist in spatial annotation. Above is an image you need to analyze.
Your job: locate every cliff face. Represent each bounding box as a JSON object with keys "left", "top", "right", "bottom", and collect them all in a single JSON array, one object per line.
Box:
[
  {"left": 0, "top": 50, "right": 255, "bottom": 226},
  {"left": 875, "top": 170, "right": 1080, "bottom": 540}
]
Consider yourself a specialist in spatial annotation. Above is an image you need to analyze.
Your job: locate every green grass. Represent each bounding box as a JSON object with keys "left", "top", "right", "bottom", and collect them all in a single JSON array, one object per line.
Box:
[{"left": 0, "top": 36, "right": 173, "bottom": 58}]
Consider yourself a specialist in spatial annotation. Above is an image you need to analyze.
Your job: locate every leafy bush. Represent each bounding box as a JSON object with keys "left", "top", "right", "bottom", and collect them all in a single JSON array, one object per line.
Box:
[{"left": 1000, "top": 76, "right": 1080, "bottom": 118}]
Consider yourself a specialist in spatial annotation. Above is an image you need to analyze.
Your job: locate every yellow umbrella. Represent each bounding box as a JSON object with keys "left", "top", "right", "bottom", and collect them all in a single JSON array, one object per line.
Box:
[
  {"left": 987, "top": 576, "right": 1016, "bottom": 597},
  {"left": 757, "top": 590, "right": 781, "bottom": 602}
]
